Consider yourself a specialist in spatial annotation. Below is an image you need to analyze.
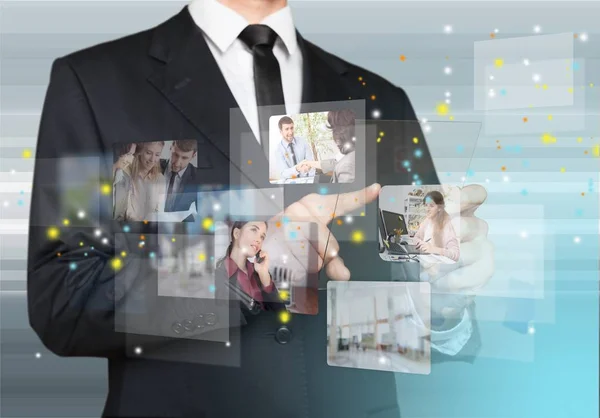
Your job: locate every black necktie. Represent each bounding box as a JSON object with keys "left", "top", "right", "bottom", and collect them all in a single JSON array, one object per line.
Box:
[
  {"left": 239, "top": 24, "right": 285, "bottom": 156},
  {"left": 166, "top": 172, "right": 176, "bottom": 211},
  {"left": 288, "top": 143, "right": 298, "bottom": 165}
]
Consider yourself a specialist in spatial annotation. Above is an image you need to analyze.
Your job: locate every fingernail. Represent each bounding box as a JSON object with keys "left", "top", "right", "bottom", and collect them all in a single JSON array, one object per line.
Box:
[{"left": 370, "top": 183, "right": 381, "bottom": 192}]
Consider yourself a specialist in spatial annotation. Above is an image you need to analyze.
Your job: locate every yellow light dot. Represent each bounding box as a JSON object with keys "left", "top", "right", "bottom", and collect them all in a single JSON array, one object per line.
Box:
[
  {"left": 279, "top": 311, "right": 291, "bottom": 324},
  {"left": 449, "top": 115, "right": 454, "bottom": 121},
  {"left": 577, "top": 137, "right": 583, "bottom": 143},
  {"left": 360, "top": 212, "right": 365, "bottom": 217},
  {"left": 362, "top": 82, "right": 366, "bottom": 86},
  {"left": 62, "top": 219, "right": 70, "bottom": 226},
  {"left": 436, "top": 103, "right": 450, "bottom": 116},
  {"left": 140, "top": 235, "right": 145, "bottom": 240},
  {"left": 111, "top": 257, "right": 123, "bottom": 271},
  {"left": 202, "top": 217, "right": 214, "bottom": 230},
  {"left": 47, "top": 227, "right": 60, "bottom": 240},
  {"left": 379, "top": 131, "right": 385, "bottom": 137},
  {"left": 247, "top": 160, "right": 252, "bottom": 165},
  {"left": 279, "top": 291, "right": 290, "bottom": 300},
  {"left": 100, "top": 183, "right": 112, "bottom": 195},
  {"left": 593, "top": 145, "right": 600, "bottom": 157},
  {"left": 494, "top": 58, "right": 504, "bottom": 68},
  {"left": 547, "top": 115, "right": 553, "bottom": 121},
  {"left": 590, "top": 83, "right": 594, "bottom": 88},
  {"left": 370, "top": 95, "right": 377, "bottom": 100},
  {"left": 376, "top": 137, "right": 381, "bottom": 143},
  {"left": 171, "top": 237, "right": 176, "bottom": 242},
  {"left": 568, "top": 87, "right": 574, "bottom": 93},
  {"left": 121, "top": 251, "right": 127, "bottom": 257},
  {"left": 560, "top": 167, "right": 566, "bottom": 173},
  {"left": 79, "top": 241, "right": 84, "bottom": 246},
  {"left": 358, "top": 76, "right": 363, "bottom": 81},
  {"left": 22, "top": 149, "right": 32, "bottom": 159},
  {"left": 542, "top": 84, "right": 548, "bottom": 90},
  {"left": 198, "top": 253, "right": 206, "bottom": 261},
  {"left": 542, "top": 133, "right": 557, "bottom": 144},
  {"left": 413, "top": 137, "right": 419, "bottom": 144},
  {"left": 57, "top": 252, "right": 61, "bottom": 257},
  {"left": 350, "top": 230, "right": 365, "bottom": 243}
]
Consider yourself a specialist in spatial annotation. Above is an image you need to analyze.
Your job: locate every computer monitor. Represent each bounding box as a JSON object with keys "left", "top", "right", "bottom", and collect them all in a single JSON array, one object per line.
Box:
[{"left": 381, "top": 210, "right": 408, "bottom": 238}]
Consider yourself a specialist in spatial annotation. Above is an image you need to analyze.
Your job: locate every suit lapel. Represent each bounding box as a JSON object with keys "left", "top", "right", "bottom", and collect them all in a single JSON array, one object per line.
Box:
[
  {"left": 147, "top": 8, "right": 254, "bottom": 161},
  {"left": 297, "top": 33, "right": 350, "bottom": 110}
]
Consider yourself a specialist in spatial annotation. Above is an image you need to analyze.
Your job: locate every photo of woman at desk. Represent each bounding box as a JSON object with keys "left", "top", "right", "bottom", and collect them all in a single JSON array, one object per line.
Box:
[
  {"left": 414, "top": 191, "right": 460, "bottom": 262},
  {"left": 214, "top": 221, "right": 286, "bottom": 312}
]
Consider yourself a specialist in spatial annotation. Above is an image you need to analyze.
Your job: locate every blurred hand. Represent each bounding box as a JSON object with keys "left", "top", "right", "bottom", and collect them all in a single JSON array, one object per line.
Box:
[
  {"left": 412, "top": 184, "right": 495, "bottom": 319},
  {"left": 415, "top": 241, "right": 434, "bottom": 254},
  {"left": 270, "top": 183, "right": 381, "bottom": 281}
]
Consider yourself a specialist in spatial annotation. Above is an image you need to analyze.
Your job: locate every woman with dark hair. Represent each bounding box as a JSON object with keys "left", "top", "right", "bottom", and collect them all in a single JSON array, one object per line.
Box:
[
  {"left": 215, "top": 221, "right": 285, "bottom": 311},
  {"left": 302, "top": 109, "right": 356, "bottom": 183},
  {"left": 414, "top": 191, "right": 460, "bottom": 262}
]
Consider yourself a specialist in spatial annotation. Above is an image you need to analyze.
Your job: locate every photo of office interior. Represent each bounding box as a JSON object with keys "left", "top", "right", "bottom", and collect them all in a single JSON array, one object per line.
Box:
[
  {"left": 268, "top": 110, "right": 356, "bottom": 184},
  {"left": 327, "top": 282, "right": 431, "bottom": 375},
  {"left": 378, "top": 185, "right": 461, "bottom": 264}
]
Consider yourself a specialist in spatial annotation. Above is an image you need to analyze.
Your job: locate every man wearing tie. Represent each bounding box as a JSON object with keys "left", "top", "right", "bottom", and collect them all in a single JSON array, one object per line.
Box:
[
  {"left": 274, "top": 115, "right": 315, "bottom": 180},
  {"left": 160, "top": 140, "right": 198, "bottom": 214},
  {"left": 27, "top": 0, "right": 441, "bottom": 417}
]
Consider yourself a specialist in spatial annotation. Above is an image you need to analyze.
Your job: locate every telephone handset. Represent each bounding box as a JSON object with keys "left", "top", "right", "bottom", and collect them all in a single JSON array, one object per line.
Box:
[{"left": 255, "top": 250, "right": 265, "bottom": 264}]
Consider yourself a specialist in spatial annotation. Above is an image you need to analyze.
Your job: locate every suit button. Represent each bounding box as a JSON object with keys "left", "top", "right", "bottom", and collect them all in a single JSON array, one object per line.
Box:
[
  {"left": 171, "top": 322, "right": 185, "bottom": 335},
  {"left": 204, "top": 313, "right": 217, "bottom": 326},
  {"left": 275, "top": 326, "right": 292, "bottom": 344},
  {"left": 192, "top": 314, "right": 205, "bottom": 329},
  {"left": 182, "top": 319, "right": 195, "bottom": 332}
]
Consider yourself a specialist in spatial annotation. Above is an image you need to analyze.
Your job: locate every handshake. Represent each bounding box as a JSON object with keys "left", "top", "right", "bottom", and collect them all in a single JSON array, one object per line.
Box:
[{"left": 295, "top": 159, "right": 318, "bottom": 174}]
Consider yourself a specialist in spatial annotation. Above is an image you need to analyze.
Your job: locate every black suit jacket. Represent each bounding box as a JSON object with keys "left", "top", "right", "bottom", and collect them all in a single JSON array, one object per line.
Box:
[
  {"left": 160, "top": 158, "right": 199, "bottom": 213},
  {"left": 27, "top": 7, "right": 439, "bottom": 418}
]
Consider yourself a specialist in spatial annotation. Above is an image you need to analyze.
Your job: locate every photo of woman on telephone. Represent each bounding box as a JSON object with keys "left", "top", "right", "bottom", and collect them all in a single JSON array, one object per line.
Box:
[{"left": 215, "top": 221, "right": 286, "bottom": 312}]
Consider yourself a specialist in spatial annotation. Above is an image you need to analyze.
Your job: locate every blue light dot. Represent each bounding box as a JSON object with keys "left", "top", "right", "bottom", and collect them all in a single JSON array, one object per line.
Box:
[
  {"left": 514, "top": 145, "right": 522, "bottom": 153},
  {"left": 84, "top": 252, "right": 88, "bottom": 257},
  {"left": 389, "top": 197, "right": 396, "bottom": 203},
  {"left": 123, "top": 225, "right": 131, "bottom": 233},
  {"left": 282, "top": 216, "right": 290, "bottom": 224},
  {"left": 319, "top": 187, "right": 328, "bottom": 195},
  {"left": 20, "top": 190, "right": 24, "bottom": 195},
  {"left": 414, "top": 149, "right": 423, "bottom": 158},
  {"left": 573, "top": 62, "right": 580, "bottom": 71},
  {"left": 466, "top": 169, "right": 475, "bottom": 177},
  {"left": 446, "top": 172, "right": 452, "bottom": 176},
  {"left": 289, "top": 231, "right": 297, "bottom": 239},
  {"left": 69, "top": 262, "right": 77, "bottom": 270},
  {"left": 500, "top": 89, "right": 507, "bottom": 96},
  {"left": 456, "top": 145, "right": 464, "bottom": 154},
  {"left": 149, "top": 252, "right": 156, "bottom": 258},
  {"left": 90, "top": 246, "right": 95, "bottom": 250},
  {"left": 209, "top": 285, "right": 216, "bottom": 293},
  {"left": 413, "top": 174, "right": 419, "bottom": 180},
  {"left": 521, "top": 189, "right": 528, "bottom": 196},
  {"left": 575, "top": 208, "right": 584, "bottom": 217},
  {"left": 17, "top": 200, "right": 23, "bottom": 206},
  {"left": 415, "top": 180, "right": 422, "bottom": 186},
  {"left": 402, "top": 160, "right": 410, "bottom": 168},
  {"left": 522, "top": 160, "right": 530, "bottom": 168}
]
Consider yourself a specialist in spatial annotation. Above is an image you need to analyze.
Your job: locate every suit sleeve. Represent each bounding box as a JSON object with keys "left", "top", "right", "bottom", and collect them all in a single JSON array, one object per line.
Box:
[{"left": 27, "top": 58, "right": 232, "bottom": 359}]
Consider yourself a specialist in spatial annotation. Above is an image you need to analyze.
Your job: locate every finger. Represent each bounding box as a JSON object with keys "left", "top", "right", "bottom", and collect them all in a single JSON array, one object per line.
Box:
[
  {"left": 325, "top": 257, "right": 350, "bottom": 281},
  {"left": 460, "top": 184, "right": 488, "bottom": 215}
]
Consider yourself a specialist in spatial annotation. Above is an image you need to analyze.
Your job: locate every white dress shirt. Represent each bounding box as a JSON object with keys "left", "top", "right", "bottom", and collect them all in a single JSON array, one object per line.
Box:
[{"left": 188, "top": 0, "right": 303, "bottom": 143}]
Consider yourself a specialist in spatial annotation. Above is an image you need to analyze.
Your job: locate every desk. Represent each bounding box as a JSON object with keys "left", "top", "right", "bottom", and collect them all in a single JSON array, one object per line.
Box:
[{"left": 270, "top": 177, "right": 316, "bottom": 185}]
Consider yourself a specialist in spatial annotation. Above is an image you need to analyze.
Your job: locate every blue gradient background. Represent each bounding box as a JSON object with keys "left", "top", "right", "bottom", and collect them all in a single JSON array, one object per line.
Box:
[{"left": 1, "top": 1, "right": 598, "bottom": 417}]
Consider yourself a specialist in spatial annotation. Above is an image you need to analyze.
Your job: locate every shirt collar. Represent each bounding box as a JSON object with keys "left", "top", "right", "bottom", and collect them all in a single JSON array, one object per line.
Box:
[
  {"left": 188, "top": 0, "right": 298, "bottom": 55},
  {"left": 169, "top": 161, "right": 188, "bottom": 178},
  {"left": 281, "top": 137, "right": 297, "bottom": 149},
  {"left": 225, "top": 255, "right": 254, "bottom": 278}
]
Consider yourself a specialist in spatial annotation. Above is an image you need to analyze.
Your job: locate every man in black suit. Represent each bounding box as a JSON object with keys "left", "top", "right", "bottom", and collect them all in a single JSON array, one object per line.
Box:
[
  {"left": 160, "top": 140, "right": 199, "bottom": 214},
  {"left": 27, "top": 1, "right": 444, "bottom": 418}
]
